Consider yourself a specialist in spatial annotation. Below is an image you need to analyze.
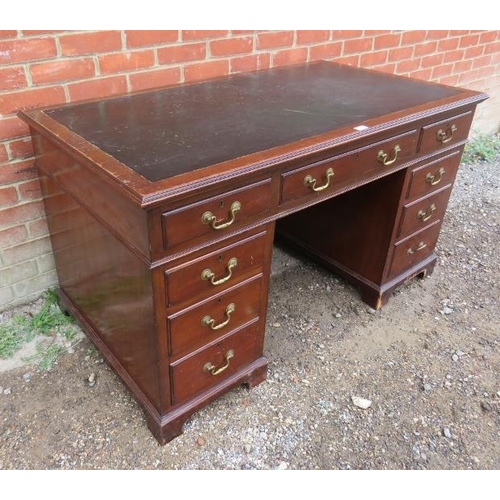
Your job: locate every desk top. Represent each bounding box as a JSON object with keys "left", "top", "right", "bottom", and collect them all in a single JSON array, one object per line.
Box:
[
  {"left": 21, "top": 61, "right": 487, "bottom": 206},
  {"left": 45, "top": 62, "right": 463, "bottom": 182}
]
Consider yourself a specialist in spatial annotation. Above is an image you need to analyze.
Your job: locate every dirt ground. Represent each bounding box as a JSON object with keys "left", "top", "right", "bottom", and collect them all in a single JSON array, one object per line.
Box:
[{"left": 0, "top": 156, "right": 498, "bottom": 471}]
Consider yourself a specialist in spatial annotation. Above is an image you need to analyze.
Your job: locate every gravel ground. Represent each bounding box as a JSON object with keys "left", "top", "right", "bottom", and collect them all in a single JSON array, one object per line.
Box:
[{"left": 0, "top": 154, "right": 499, "bottom": 471}]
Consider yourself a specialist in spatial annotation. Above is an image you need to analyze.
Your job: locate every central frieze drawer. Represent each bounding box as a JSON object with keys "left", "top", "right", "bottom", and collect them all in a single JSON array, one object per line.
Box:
[
  {"left": 170, "top": 320, "right": 260, "bottom": 403},
  {"left": 165, "top": 230, "right": 267, "bottom": 307},
  {"left": 162, "top": 178, "right": 272, "bottom": 250},
  {"left": 281, "top": 129, "right": 417, "bottom": 204},
  {"left": 167, "top": 275, "right": 263, "bottom": 359}
]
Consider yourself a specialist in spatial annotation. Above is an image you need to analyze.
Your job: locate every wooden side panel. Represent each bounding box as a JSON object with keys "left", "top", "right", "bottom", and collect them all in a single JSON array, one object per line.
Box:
[
  {"left": 31, "top": 128, "right": 151, "bottom": 261},
  {"left": 40, "top": 174, "right": 161, "bottom": 410}
]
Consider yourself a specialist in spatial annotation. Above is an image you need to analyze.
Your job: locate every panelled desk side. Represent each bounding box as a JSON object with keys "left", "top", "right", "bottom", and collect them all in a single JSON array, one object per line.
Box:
[{"left": 19, "top": 62, "right": 488, "bottom": 444}]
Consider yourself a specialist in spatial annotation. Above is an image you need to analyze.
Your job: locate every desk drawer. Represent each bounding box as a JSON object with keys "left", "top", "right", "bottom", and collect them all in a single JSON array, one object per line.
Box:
[
  {"left": 398, "top": 186, "right": 451, "bottom": 238},
  {"left": 170, "top": 320, "right": 260, "bottom": 403},
  {"left": 162, "top": 178, "right": 272, "bottom": 250},
  {"left": 281, "top": 130, "right": 417, "bottom": 204},
  {"left": 406, "top": 149, "right": 462, "bottom": 201},
  {"left": 389, "top": 221, "right": 441, "bottom": 278},
  {"left": 418, "top": 111, "right": 473, "bottom": 156},
  {"left": 167, "top": 275, "right": 263, "bottom": 359},
  {"left": 165, "top": 231, "right": 267, "bottom": 307}
]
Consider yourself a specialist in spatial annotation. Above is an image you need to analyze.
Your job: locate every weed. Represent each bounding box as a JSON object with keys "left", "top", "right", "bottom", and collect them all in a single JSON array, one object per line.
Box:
[
  {"left": 0, "top": 323, "right": 27, "bottom": 359},
  {"left": 462, "top": 133, "right": 500, "bottom": 164}
]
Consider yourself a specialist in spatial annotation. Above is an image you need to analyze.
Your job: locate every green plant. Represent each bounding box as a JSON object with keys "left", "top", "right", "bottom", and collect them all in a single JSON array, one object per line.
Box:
[
  {"left": 0, "top": 323, "right": 27, "bottom": 359},
  {"left": 462, "top": 133, "right": 500, "bottom": 164},
  {"left": 29, "top": 289, "right": 73, "bottom": 335}
]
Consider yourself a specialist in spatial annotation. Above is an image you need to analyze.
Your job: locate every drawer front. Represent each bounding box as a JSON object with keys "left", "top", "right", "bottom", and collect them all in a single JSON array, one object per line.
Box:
[
  {"left": 398, "top": 186, "right": 452, "bottom": 238},
  {"left": 165, "top": 231, "right": 266, "bottom": 306},
  {"left": 170, "top": 320, "right": 260, "bottom": 403},
  {"left": 389, "top": 221, "right": 442, "bottom": 278},
  {"left": 281, "top": 130, "right": 417, "bottom": 204},
  {"left": 406, "top": 149, "right": 462, "bottom": 201},
  {"left": 162, "top": 178, "right": 272, "bottom": 250},
  {"left": 418, "top": 111, "right": 473, "bottom": 156},
  {"left": 168, "top": 275, "right": 263, "bottom": 359}
]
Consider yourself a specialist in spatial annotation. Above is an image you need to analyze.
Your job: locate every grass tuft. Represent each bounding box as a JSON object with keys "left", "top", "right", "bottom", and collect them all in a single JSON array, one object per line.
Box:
[{"left": 462, "top": 133, "right": 500, "bottom": 164}]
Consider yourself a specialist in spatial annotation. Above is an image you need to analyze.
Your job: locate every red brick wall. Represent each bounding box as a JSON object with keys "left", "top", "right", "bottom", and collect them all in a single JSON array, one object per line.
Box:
[{"left": 1, "top": 30, "right": 499, "bottom": 310}]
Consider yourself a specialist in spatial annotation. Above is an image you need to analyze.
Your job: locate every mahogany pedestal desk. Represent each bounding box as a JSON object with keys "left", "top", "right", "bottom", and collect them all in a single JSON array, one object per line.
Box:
[{"left": 20, "top": 62, "right": 487, "bottom": 444}]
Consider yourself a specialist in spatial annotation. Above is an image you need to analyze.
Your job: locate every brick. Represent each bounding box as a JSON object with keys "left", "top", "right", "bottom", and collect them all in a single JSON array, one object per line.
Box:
[
  {"left": 334, "top": 55, "right": 360, "bottom": 66},
  {"left": 210, "top": 36, "right": 253, "bottom": 56},
  {"left": 0, "top": 66, "right": 27, "bottom": 91},
  {"left": 3, "top": 235, "right": 52, "bottom": 265},
  {"left": 18, "top": 179, "right": 42, "bottom": 201},
  {"left": 231, "top": 31, "right": 256, "bottom": 35},
  {"left": 68, "top": 76, "right": 127, "bottom": 102},
  {"left": 388, "top": 46, "right": 414, "bottom": 62},
  {"left": 0, "top": 186, "right": 18, "bottom": 208},
  {"left": 0, "top": 225, "right": 28, "bottom": 249},
  {"left": 256, "top": 31, "right": 294, "bottom": 50},
  {"left": 0, "top": 286, "right": 14, "bottom": 308},
  {"left": 99, "top": 50, "right": 155, "bottom": 74},
  {"left": 363, "top": 30, "right": 388, "bottom": 36},
  {"left": 432, "top": 63, "right": 454, "bottom": 79},
  {"left": 373, "top": 63, "right": 396, "bottom": 74},
  {"left": 184, "top": 60, "right": 229, "bottom": 83},
  {"left": 7, "top": 137, "right": 34, "bottom": 160},
  {"left": 459, "top": 34, "right": 480, "bottom": 47},
  {"left": 28, "top": 217, "right": 49, "bottom": 238},
  {"left": 272, "top": 48, "right": 308, "bottom": 67},
  {"left": 230, "top": 53, "right": 271, "bottom": 74},
  {"left": 374, "top": 33, "right": 401, "bottom": 50},
  {"left": 182, "top": 30, "right": 228, "bottom": 41},
  {"left": 332, "top": 30, "right": 363, "bottom": 39},
  {"left": 158, "top": 43, "right": 206, "bottom": 65},
  {"left": 472, "top": 55, "right": 492, "bottom": 69},
  {"left": 439, "top": 75, "right": 460, "bottom": 86},
  {"left": 344, "top": 38, "right": 373, "bottom": 54},
  {"left": 59, "top": 31, "right": 122, "bottom": 56},
  {"left": 0, "top": 260, "right": 38, "bottom": 287},
  {"left": 414, "top": 41, "right": 438, "bottom": 57},
  {"left": 458, "top": 69, "right": 479, "bottom": 85},
  {"left": 475, "top": 66, "right": 495, "bottom": 79},
  {"left": 0, "top": 144, "right": 7, "bottom": 163},
  {"left": 21, "top": 30, "right": 65, "bottom": 36},
  {"left": 479, "top": 31, "right": 498, "bottom": 44},
  {"left": 0, "top": 30, "right": 17, "bottom": 39},
  {"left": 401, "top": 31, "right": 427, "bottom": 45},
  {"left": 0, "top": 37, "right": 57, "bottom": 64},
  {"left": 409, "top": 68, "right": 433, "bottom": 81},
  {"left": 0, "top": 200, "right": 45, "bottom": 229},
  {"left": 296, "top": 30, "right": 330, "bottom": 45},
  {"left": 125, "top": 30, "right": 178, "bottom": 48},
  {"left": 453, "top": 59, "right": 473, "bottom": 73},
  {"left": 420, "top": 53, "right": 444, "bottom": 69},
  {"left": 425, "top": 30, "right": 449, "bottom": 40},
  {"left": 128, "top": 67, "right": 181, "bottom": 92},
  {"left": 484, "top": 41, "right": 500, "bottom": 54},
  {"left": 437, "top": 37, "right": 460, "bottom": 51},
  {"left": 37, "top": 253, "right": 55, "bottom": 273},
  {"left": 449, "top": 30, "right": 470, "bottom": 37},
  {"left": 0, "top": 85, "right": 66, "bottom": 115},
  {"left": 309, "top": 42, "right": 342, "bottom": 61},
  {"left": 443, "top": 49, "right": 466, "bottom": 63},
  {"left": 30, "top": 58, "right": 96, "bottom": 85},
  {"left": 464, "top": 45, "right": 484, "bottom": 59},
  {"left": 13, "top": 269, "right": 58, "bottom": 299},
  {"left": 0, "top": 117, "right": 30, "bottom": 142},
  {"left": 396, "top": 58, "right": 421, "bottom": 73},
  {"left": 360, "top": 50, "right": 388, "bottom": 67},
  {"left": 0, "top": 160, "right": 37, "bottom": 185}
]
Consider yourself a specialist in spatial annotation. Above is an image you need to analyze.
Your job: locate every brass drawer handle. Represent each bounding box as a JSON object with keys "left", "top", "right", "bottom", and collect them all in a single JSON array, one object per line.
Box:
[
  {"left": 201, "top": 303, "right": 236, "bottom": 331},
  {"left": 377, "top": 144, "right": 401, "bottom": 166},
  {"left": 201, "top": 257, "right": 238, "bottom": 286},
  {"left": 304, "top": 167, "right": 334, "bottom": 192},
  {"left": 426, "top": 167, "right": 445, "bottom": 186},
  {"left": 407, "top": 241, "right": 427, "bottom": 255},
  {"left": 436, "top": 124, "right": 457, "bottom": 144},
  {"left": 204, "top": 349, "right": 234, "bottom": 376},
  {"left": 202, "top": 201, "right": 241, "bottom": 230},
  {"left": 417, "top": 203, "right": 436, "bottom": 222}
]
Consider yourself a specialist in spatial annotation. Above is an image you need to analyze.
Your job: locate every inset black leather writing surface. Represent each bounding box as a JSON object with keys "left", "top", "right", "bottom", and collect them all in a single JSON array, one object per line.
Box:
[{"left": 47, "top": 62, "right": 460, "bottom": 182}]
